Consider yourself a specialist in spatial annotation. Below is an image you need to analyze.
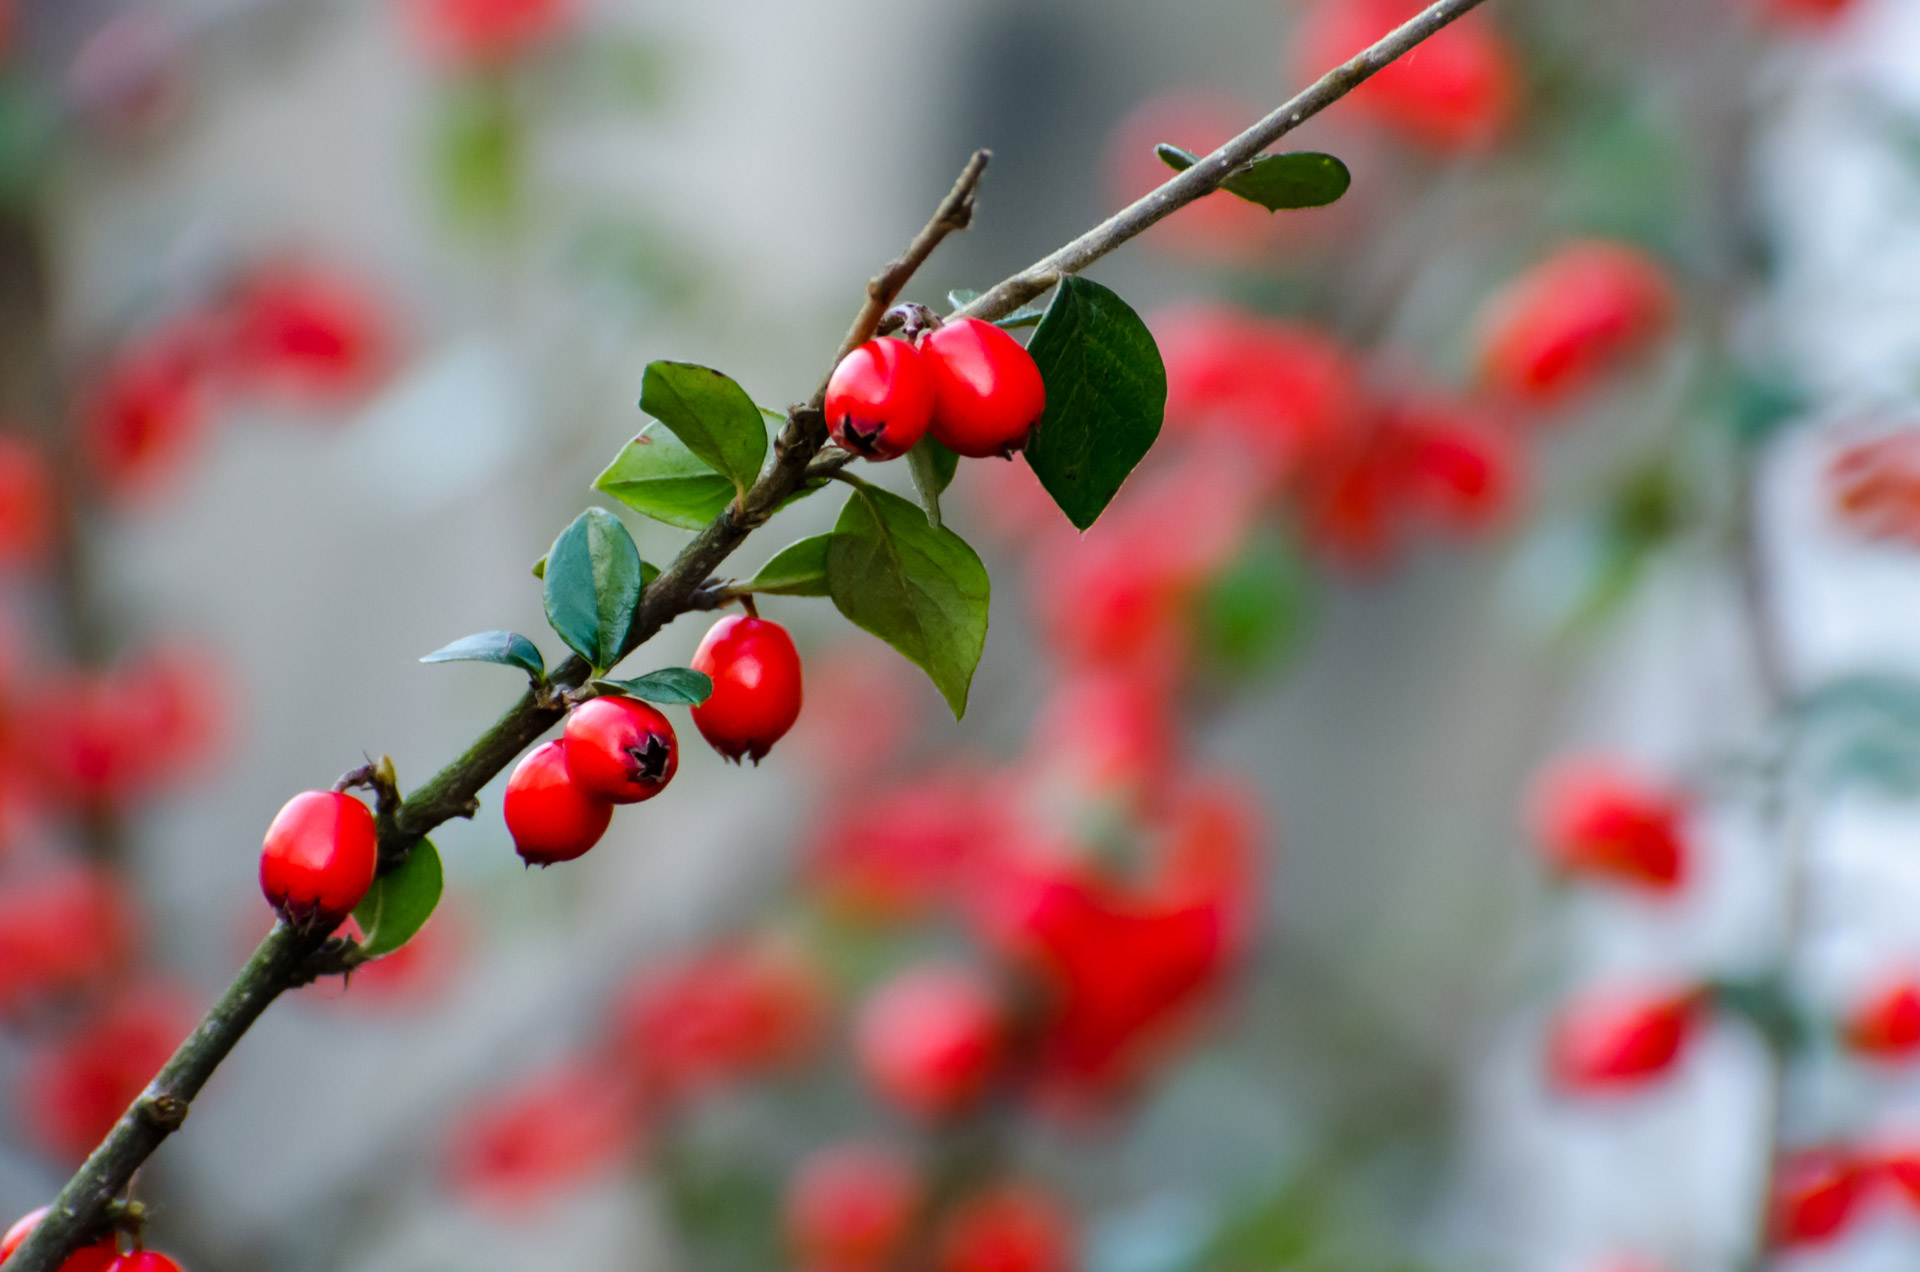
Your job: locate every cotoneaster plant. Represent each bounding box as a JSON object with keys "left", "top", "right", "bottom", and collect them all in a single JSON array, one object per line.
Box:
[{"left": 1, "top": 3, "right": 1501, "bottom": 1267}]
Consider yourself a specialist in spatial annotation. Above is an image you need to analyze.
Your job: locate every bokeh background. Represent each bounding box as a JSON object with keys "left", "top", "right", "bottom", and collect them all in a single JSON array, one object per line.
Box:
[{"left": 0, "top": 0, "right": 1915, "bottom": 1270}]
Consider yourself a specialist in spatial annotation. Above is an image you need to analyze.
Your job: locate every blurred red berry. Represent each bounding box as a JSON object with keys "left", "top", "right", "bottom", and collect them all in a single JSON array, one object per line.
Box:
[
  {"left": 1547, "top": 987, "right": 1700, "bottom": 1092},
  {"left": 826, "top": 338, "right": 933, "bottom": 461},
  {"left": 920, "top": 318, "right": 1047, "bottom": 459},
  {"left": 405, "top": 0, "right": 575, "bottom": 67},
  {"left": 1292, "top": 0, "right": 1518, "bottom": 153},
  {"left": 1843, "top": 976, "right": 1920, "bottom": 1059},
  {"left": 562, "top": 696, "right": 678, "bottom": 804},
  {"left": 0, "top": 435, "right": 53, "bottom": 568},
  {"left": 1883, "top": 1147, "right": 1920, "bottom": 1208},
  {"left": 79, "top": 318, "right": 217, "bottom": 500},
  {"left": 1828, "top": 431, "right": 1920, "bottom": 547},
  {"left": 805, "top": 768, "right": 1005, "bottom": 921},
  {"left": 104, "top": 1255, "right": 183, "bottom": 1272},
  {"left": 0, "top": 1206, "right": 119, "bottom": 1272},
  {"left": 259, "top": 790, "right": 379, "bottom": 932},
  {"left": 856, "top": 963, "right": 1007, "bottom": 1120},
  {"left": 788, "top": 643, "right": 922, "bottom": 788},
  {"left": 1758, "top": 0, "right": 1855, "bottom": 22},
  {"left": 1105, "top": 93, "right": 1301, "bottom": 259},
  {"left": 503, "top": 739, "right": 613, "bottom": 866},
  {"left": 1026, "top": 668, "right": 1178, "bottom": 808},
  {"left": 785, "top": 1141, "right": 921, "bottom": 1272},
  {"left": 445, "top": 1060, "right": 640, "bottom": 1207},
  {"left": 21, "top": 988, "right": 196, "bottom": 1161},
  {"left": 1476, "top": 241, "right": 1676, "bottom": 406},
  {"left": 1769, "top": 1149, "right": 1868, "bottom": 1248},
  {"left": 690, "top": 614, "right": 803, "bottom": 764},
  {"left": 0, "top": 865, "right": 137, "bottom": 1013},
  {"left": 613, "top": 938, "right": 826, "bottom": 1098},
  {"left": 1527, "top": 756, "right": 1689, "bottom": 892},
  {"left": 20, "top": 651, "right": 226, "bottom": 807},
  {"left": 935, "top": 1185, "right": 1075, "bottom": 1272},
  {"left": 220, "top": 263, "right": 392, "bottom": 407}
]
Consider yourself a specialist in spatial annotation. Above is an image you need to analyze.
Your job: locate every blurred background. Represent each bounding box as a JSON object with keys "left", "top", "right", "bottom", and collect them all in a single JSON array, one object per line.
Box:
[{"left": 0, "top": 0, "right": 1915, "bottom": 1270}]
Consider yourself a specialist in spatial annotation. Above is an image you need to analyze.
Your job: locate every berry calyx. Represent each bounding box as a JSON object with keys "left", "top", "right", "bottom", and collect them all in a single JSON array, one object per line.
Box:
[
  {"left": 855, "top": 963, "right": 1006, "bottom": 1120},
  {"left": 259, "top": 790, "right": 379, "bottom": 931},
  {"left": 503, "top": 739, "right": 614, "bottom": 866},
  {"left": 562, "top": 696, "right": 679, "bottom": 804},
  {"left": 919, "top": 318, "right": 1047, "bottom": 458},
  {"left": 825, "top": 338, "right": 933, "bottom": 460},
  {"left": 689, "top": 614, "right": 803, "bottom": 764},
  {"left": 0, "top": 1207, "right": 118, "bottom": 1272}
]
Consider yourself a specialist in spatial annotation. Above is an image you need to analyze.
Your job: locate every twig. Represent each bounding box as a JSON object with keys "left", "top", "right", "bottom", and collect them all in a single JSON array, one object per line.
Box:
[{"left": 8, "top": 4, "right": 1501, "bottom": 1264}]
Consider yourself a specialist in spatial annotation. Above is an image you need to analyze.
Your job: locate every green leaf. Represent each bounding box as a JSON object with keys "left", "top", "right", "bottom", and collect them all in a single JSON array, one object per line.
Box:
[
  {"left": 1194, "top": 532, "right": 1315, "bottom": 679},
  {"left": 828, "top": 483, "right": 989, "bottom": 718},
  {"left": 1155, "top": 144, "right": 1351, "bottom": 211},
  {"left": 433, "top": 80, "right": 523, "bottom": 231},
  {"left": 595, "top": 426, "right": 740, "bottom": 530},
  {"left": 1023, "top": 276, "right": 1167, "bottom": 530},
  {"left": 594, "top": 667, "right": 713, "bottom": 705},
  {"left": 420, "top": 630, "right": 546, "bottom": 679},
  {"left": 351, "top": 840, "right": 443, "bottom": 961},
  {"left": 639, "top": 362, "right": 769, "bottom": 498},
  {"left": 745, "top": 535, "right": 834, "bottom": 597},
  {"left": 906, "top": 435, "right": 959, "bottom": 528},
  {"left": 531, "top": 555, "right": 546, "bottom": 580},
  {"left": 543, "top": 508, "right": 645, "bottom": 672}
]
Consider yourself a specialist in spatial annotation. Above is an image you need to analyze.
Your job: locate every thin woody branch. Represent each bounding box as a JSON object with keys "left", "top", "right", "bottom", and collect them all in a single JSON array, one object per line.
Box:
[{"left": 8, "top": 3, "right": 1499, "bottom": 1265}]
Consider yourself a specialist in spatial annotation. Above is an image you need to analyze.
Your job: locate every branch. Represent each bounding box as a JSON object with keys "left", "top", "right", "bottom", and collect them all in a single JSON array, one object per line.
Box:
[
  {"left": 9, "top": 3, "right": 1498, "bottom": 1263},
  {"left": 955, "top": 0, "right": 1494, "bottom": 323}
]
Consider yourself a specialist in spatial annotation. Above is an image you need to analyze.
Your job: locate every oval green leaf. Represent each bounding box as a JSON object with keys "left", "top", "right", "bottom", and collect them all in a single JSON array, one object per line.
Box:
[
  {"left": 639, "top": 361, "right": 769, "bottom": 498},
  {"left": 543, "top": 508, "right": 644, "bottom": 672},
  {"left": 594, "top": 667, "right": 714, "bottom": 705},
  {"left": 595, "top": 426, "right": 739, "bottom": 529},
  {"left": 746, "top": 535, "right": 833, "bottom": 597},
  {"left": 420, "top": 630, "right": 546, "bottom": 679},
  {"left": 351, "top": 839, "right": 443, "bottom": 961},
  {"left": 827, "top": 483, "right": 989, "bottom": 719},
  {"left": 1022, "top": 276, "right": 1167, "bottom": 530},
  {"left": 1155, "top": 144, "right": 1351, "bottom": 211}
]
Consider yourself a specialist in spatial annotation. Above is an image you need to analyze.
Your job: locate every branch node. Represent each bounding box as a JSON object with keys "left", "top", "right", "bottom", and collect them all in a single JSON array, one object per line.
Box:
[{"left": 137, "top": 1094, "right": 188, "bottom": 1131}]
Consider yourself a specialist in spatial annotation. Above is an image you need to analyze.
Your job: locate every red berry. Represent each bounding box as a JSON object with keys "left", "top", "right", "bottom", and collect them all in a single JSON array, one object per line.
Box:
[
  {"left": 259, "top": 790, "right": 378, "bottom": 931},
  {"left": 855, "top": 963, "right": 1006, "bottom": 1120},
  {"left": 502, "top": 739, "right": 613, "bottom": 866},
  {"left": 689, "top": 615, "right": 803, "bottom": 764},
  {"left": 0, "top": 435, "right": 52, "bottom": 568},
  {"left": 1476, "top": 240, "right": 1676, "bottom": 406},
  {"left": 21, "top": 988, "right": 196, "bottom": 1162},
  {"left": 825, "top": 338, "right": 933, "bottom": 461},
  {"left": 104, "top": 1256, "right": 184, "bottom": 1272},
  {"left": 920, "top": 318, "right": 1046, "bottom": 459},
  {"left": 562, "top": 697, "right": 678, "bottom": 804},
  {"left": 405, "top": 0, "right": 575, "bottom": 66},
  {"left": 80, "top": 318, "right": 216, "bottom": 501},
  {"left": 1547, "top": 987, "right": 1700, "bottom": 1092},
  {"left": 785, "top": 1141, "right": 921, "bottom": 1272},
  {"left": 0, "top": 865, "right": 137, "bottom": 1014},
  {"left": 1828, "top": 430, "right": 1920, "bottom": 546},
  {"left": 1843, "top": 977, "right": 1920, "bottom": 1059},
  {"left": 1527, "top": 757, "right": 1689, "bottom": 892},
  {"left": 935, "top": 1186, "right": 1075, "bottom": 1272},
  {"left": 1759, "top": 0, "right": 1854, "bottom": 22},
  {"left": 1292, "top": 0, "right": 1517, "bottom": 153},
  {"left": 220, "top": 263, "right": 391, "bottom": 406},
  {"left": 0, "top": 1207, "right": 119, "bottom": 1272},
  {"left": 1770, "top": 1150, "right": 1867, "bottom": 1248},
  {"left": 445, "top": 1060, "right": 641, "bottom": 1207}
]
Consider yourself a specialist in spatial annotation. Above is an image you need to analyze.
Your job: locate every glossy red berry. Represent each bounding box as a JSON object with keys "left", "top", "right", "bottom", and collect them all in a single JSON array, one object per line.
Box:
[
  {"left": 935, "top": 1186, "right": 1075, "bottom": 1272},
  {"left": 690, "top": 615, "right": 803, "bottom": 764},
  {"left": 826, "top": 338, "right": 933, "bottom": 460},
  {"left": 920, "top": 318, "right": 1047, "bottom": 458},
  {"left": 259, "top": 790, "right": 378, "bottom": 931},
  {"left": 785, "top": 1141, "right": 921, "bottom": 1272},
  {"left": 1770, "top": 1150, "right": 1867, "bottom": 1248},
  {"left": 1547, "top": 987, "right": 1700, "bottom": 1092},
  {"left": 0, "top": 1207, "right": 118, "bottom": 1272},
  {"left": 105, "top": 1256, "right": 185, "bottom": 1272},
  {"left": 503, "top": 739, "right": 613, "bottom": 866},
  {"left": 1843, "top": 976, "right": 1920, "bottom": 1059},
  {"left": 562, "top": 697, "right": 678, "bottom": 804},
  {"left": 855, "top": 963, "right": 1006, "bottom": 1120}
]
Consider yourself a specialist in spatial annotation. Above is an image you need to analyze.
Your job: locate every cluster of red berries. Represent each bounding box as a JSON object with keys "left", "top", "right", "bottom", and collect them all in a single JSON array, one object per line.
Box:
[
  {"left": 499, "top": 612, "right": 801, "bottom": 865},
  {"left": 824, "top": 316, "right": 1046, "bottom": 461},
  {"left": 0, "top": 1206, "right": 185, "bottom": 1272}
]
